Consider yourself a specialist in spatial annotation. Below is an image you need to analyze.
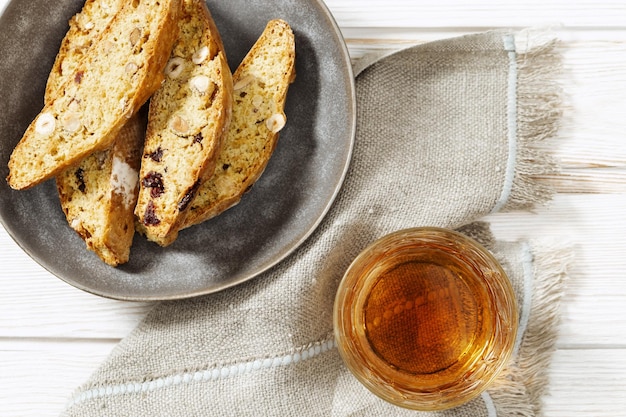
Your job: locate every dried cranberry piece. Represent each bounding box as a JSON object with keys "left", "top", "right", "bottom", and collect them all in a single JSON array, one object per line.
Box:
[
  {"left": 75, "top": 168, "right": 86, "bottom": 193},
  {"left": 178, "top": 181, "right": 200, "bottom": 211},
  {"left": 145, "top": 147, "right": 164, "bottom": 162},
  {"left": 143, "top": 201, "right": 160, "bottom": 226},
  {"left": 142, "top": 171, "right": 164, "bottom": 198}
]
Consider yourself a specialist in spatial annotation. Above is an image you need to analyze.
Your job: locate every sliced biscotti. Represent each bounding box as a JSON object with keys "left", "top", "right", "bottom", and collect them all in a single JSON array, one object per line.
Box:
[
  {"left": 47, "top": 0, "right": 141, "bottom": 266},
  {"left": 134, "top": 0, "right": 233, "bottom": 246},
  {"left": 44, "top": 0, "right": 125, "bottom": 103},
  {"left": 6, "top": 0, "right": 182, "bottom": 190},
  {"left": 56, "top": 114, "right": 146, "bottom": 266},
  {"left": 181, "top": 19, "right": 296, "bottom": 229}
]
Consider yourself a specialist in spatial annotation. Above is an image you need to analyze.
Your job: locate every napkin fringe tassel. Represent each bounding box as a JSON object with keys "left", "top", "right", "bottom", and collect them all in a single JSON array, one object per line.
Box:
[
  {"left": 503, "top": 32, "right": 563, "bottom": 212},
  {"left": 490, "top": 242, "right": 570, "bottom": 417}
]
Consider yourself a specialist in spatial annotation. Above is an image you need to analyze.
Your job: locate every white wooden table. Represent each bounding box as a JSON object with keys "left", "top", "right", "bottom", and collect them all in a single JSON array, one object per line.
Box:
[{"left": 2, "top": 1, "right": 625, "bottom": 415}]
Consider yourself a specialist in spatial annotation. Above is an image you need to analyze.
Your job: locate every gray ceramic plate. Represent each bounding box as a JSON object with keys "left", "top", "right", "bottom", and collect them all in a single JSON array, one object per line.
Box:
[{"left": 0, "top": 0, "right": 355, "bottom": 300}]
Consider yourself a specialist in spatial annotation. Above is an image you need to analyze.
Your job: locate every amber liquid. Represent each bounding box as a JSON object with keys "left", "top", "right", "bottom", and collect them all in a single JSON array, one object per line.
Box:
[{"left": 362, "top": 249, "right": 492, "bottom": 386}]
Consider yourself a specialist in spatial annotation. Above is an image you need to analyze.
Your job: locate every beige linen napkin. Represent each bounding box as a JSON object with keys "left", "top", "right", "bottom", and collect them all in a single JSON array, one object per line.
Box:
[{"left": 62, "top": 31, "right": 567, "bottom": 416}]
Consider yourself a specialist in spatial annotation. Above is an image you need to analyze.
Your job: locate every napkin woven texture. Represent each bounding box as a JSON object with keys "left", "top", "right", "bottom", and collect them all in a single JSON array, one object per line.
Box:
[{"left": 62, "top": 31, "right": 567, "bottom": 417}]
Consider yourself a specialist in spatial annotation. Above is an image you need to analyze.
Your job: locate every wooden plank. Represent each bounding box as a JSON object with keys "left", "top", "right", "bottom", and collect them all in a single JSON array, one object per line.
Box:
[
  {"left": 542, "top": 349, "right": 626, "bottom": 416},
  {"left": 0, "top": 239, "right": 151, "bottom": 338},
  {"left": 342, "top": 28, "right": 626, "bottom": 46},
  {"left": 325, "top": 0, "right": 626, "bottom": 28},
  {"left": 0, "top": 340, "right": 114, "bottom": 417}
]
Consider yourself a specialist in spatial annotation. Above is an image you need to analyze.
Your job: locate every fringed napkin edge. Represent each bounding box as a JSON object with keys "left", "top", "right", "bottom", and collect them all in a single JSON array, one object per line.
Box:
[{"left": 489, "top": 241, "right": 571, "bottom": 417}]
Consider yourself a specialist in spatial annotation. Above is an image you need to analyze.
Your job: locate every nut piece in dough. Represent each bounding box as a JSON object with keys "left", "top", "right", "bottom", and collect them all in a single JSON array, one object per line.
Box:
[
  {"left": 192, "top": 46, "right": 209, "bottom": 64},
  {"left": 125, "top": 62, "right": 139, "bottom": 74},
  {"left": 61, "top": 112, "right": 82, "bottom": 133},
  {"left": 190, "top": 75, "right": 212, "bottom": 94},
  {"left": 35, "top": 112, "right": 56, "bottom": 136},
  {"left": 233, "top": 74, "right": 255, "bottom": 91},
  {"left": 170, "top": 115, "right": 190, "bottom": 134},
  {"left": 266, "top": 113, "right": 286, "bottom": 133},
  {"left": 165, "top": 57, "right": 185, "bottom": 79},
  {"left": 130, "top": 27, "right": 142, "bottom": 47}
]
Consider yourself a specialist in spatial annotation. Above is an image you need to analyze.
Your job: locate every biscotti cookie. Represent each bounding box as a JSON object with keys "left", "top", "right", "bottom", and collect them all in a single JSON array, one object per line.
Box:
[
  {"left": 56, "top": 114, "right": 146, "bottom": 266},
  {"left": 46, "top": 0, "right": 142, "bottom": 266},
  {"left": 135, "top": 0, "right": 233, "bottom": 246},
  {"left": 181, "top": 19, "right": 295, "bottom": 229},
  {"left": 44, "top": 0, "right": 125, "bottom": 103},
  {"left": 6, "top": 0, "right": 182, "bottom": 190}
]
